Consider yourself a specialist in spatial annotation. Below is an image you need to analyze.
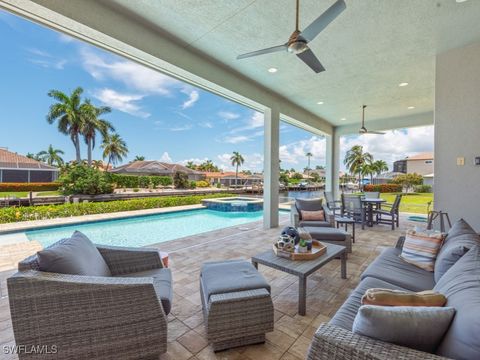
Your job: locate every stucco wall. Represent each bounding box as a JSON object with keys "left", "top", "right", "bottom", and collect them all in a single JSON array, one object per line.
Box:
[
  {"left": 435, "top": 41, "right": 480, "bottom": 231},
  {"left": 407, "top": 159, "right": 434, "bottom": 176}
]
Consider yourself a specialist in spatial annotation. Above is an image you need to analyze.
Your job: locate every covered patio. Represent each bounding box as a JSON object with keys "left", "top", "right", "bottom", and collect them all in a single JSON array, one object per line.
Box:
[{"left": 1, "top": 0, "right": 480, "bottom": 359}]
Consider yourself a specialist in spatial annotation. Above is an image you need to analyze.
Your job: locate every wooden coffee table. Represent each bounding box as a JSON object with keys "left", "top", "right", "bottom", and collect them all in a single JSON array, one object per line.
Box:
[{"left": 251, "top": 243, "right": 347, "bottom": 316}]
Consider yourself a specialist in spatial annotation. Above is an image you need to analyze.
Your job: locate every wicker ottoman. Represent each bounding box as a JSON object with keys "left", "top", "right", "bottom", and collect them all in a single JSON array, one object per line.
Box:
[
  {"left": 303, "top": 226, "right": 352, "bottom": 253},
  {"left": 200, "top": 260, "right": 274, "bottom": 351}
]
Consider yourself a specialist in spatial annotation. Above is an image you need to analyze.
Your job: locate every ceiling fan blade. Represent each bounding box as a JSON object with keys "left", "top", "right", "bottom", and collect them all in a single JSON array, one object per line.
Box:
[
  {"left": 296, "top": 48, "right": 325, "bottom": 73},
  {"left": 237, "top": 44, "right": 287, "bottom": 59},
  {"left": 299, "top": 0, "right": 346, "bottom": 42},
  {"left": 363, "top": 130, "right": 386, "bottom": 135}
]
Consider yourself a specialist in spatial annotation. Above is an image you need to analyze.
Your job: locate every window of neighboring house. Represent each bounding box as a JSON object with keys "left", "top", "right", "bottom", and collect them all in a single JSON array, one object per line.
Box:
[{"left": 425, "top": 160, "right": 433, "bottom": 164}]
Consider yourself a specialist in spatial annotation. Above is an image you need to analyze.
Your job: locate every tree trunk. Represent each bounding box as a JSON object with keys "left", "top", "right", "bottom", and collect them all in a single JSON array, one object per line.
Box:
[
  {"left": 235, "top": 164, "right": 238, "bottom": 188},
  {"left": 74, "top": 134, "right": 81, "bottom": 163},
  {"left": 87, "top": 137, "right": 92, "bottom": 167}
]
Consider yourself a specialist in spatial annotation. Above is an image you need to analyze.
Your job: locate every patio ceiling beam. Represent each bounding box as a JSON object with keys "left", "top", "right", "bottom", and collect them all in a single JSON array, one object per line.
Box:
[
  {"left": 0, "top": 0, "right": 332, "bottom": 136},
  {"left": 335, "top": 111, "right": 434, "bottom": 136}
]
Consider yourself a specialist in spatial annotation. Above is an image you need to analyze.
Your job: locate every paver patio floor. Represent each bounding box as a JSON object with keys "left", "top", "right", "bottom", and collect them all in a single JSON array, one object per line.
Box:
[{"left": 0, "top": 214, "right": 412, "bottom": 360}]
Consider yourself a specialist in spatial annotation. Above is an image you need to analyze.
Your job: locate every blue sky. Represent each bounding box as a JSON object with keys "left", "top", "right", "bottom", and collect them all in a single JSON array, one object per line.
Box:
[{"left": 0, "top": 10, "right": 433, "bottom": 172}]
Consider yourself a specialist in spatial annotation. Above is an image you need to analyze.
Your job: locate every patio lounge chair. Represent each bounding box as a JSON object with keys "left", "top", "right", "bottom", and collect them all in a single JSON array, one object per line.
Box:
[
  {"left": 374, "top": 194, "right": 402, "bottom": 230},
  {"left": 8, "top": 235, "right": 171, "bottom": 359},
  {"left": 291, "top": 198, "right": 335, "bottom": 228}
]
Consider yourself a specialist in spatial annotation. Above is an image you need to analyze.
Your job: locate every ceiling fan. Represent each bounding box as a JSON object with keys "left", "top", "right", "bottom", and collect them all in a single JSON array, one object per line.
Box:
[
  {"left": 236, "top": 0, "right": 346, "bottom": 73},
  {"left": 359, "top": 105, "right": 385, "bottom": 135}
]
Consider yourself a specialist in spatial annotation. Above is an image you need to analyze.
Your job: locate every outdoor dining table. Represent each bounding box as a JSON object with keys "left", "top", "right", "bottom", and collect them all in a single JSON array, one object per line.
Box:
[{"left": 361, "top": 198, "right": 386, "bottom": 227}]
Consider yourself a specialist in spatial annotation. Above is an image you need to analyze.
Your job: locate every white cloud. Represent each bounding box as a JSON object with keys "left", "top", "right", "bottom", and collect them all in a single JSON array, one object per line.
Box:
[
  {"left": 80, "top": 48, "right": 180, "bottom": 95},
  {"left": 222, "top": 135, "right": 251, "bottom": 144},
  {"left": 93, "top": 88, "right": 150, "bottom": 118},
  {"left": 340, "top": 125, "right": 434, "bottom": 171},
  {"left": 58, "top": 33, "right": 75, "bottom": 43},
  {"left": 199, "top": 121, "right": 213, "bottom": 128},
  {"left": 160, "top": 152, "right": 172, "bottom": 162},
  {"left": 217, "top": 153, "right": 264, "bottom": 172},
  {"left": 26, "top": 48, "right": 67, "bottom": 69},
  {"left": 218, "top": 111, "right": 240, "bottom": 120},
  {"left": 169, "top": 124, "right": 193, "bottom": 131},
  {"left": 280, "top": 136, "right": 326, "bottom": 166},
  {"left": 218, "top": 111, "right": 264, "bottom": 143},
  {"left": 178, "top": 157, "right": 209, "bottom": 166},
  {"left": 181, "top": 90, "right": 199, "bottom": 109}
]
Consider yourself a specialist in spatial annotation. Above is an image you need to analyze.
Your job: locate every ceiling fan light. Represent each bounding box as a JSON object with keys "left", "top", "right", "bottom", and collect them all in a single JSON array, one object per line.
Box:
[{"left": 287, "top": 41, "right": 308, "bottom": 54}]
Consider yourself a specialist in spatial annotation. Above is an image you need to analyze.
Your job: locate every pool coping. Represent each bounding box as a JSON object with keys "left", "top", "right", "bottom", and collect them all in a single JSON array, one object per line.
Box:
[{"left": 0, "top": 204, "right": 206, "bottom": 235}]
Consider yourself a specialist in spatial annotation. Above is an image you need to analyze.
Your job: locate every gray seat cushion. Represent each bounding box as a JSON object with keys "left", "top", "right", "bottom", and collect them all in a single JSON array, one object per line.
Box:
[
  {"left": 434, "top": 218, "right": 480, "bottom": 282},
  {"left": 361, "top": 247, "right": 435, "bottom": 292},
  {"left": 117, "top": 268, "right": 173, "bottom": 315},
  {"left": 201, "top": 260, "right": 270, "bottom": 301},
  {"left": 330, "top": 277, "right": 409, "bottom": 330},
  {"left": 37, "top": 231, "right": 111, "bottom": 277},
  {"left": 298, "top": 220, "right": 332, "bottom": 228},
  {"left": 295, "top": 198, "right": 323, "bottom": 220},
  {"left": 353, "top": 305, "right": 455, "bottom": 353},
  {"left": 303, "top": 226, "right": 347, "bottom": 241},
  {"left": 434, "top": 245, "right": 480, "bottom": 359}
]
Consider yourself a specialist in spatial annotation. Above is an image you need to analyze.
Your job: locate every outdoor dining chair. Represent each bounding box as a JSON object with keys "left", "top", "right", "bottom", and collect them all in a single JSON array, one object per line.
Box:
[
  {"left": 342, "top": 194, "right": 366, "bottom": 230},
  {"left": 373, "top": 194, "right": 402, "bottom": 230}
]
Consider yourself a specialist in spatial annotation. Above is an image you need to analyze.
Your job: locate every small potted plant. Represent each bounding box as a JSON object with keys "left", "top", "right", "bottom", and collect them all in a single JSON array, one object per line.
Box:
[{"left": 297, "top": 239, "right": 308, "bottom": 253}]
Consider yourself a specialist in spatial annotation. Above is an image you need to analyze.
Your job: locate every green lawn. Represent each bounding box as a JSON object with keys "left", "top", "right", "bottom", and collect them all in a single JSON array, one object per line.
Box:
[
  {"left": 0, "top": 191, "right": 61, "bottom": 198},
  {"left": 381, "top": 193, "right": 433, "bottom": 214}
]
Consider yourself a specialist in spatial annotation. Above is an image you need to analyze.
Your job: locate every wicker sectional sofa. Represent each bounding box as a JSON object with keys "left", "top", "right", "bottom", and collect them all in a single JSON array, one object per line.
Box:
[
  {"left": 307, "top": 228, "right": 480, "bottom": 360},
  {"left": 8, "top": 243, "right": 171, "bottom": 360}
]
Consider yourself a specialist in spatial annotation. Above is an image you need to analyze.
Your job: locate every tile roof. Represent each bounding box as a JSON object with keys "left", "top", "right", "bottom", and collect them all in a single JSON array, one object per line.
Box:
[
  {"left": 110, "top": 161, "right": 203, "bottom": 175},
  {"left": 405, "top": 152, "right": 434, "bottom": 160},
  {"left": 0, "top": 148, "right": 57, "bottom": 170}
]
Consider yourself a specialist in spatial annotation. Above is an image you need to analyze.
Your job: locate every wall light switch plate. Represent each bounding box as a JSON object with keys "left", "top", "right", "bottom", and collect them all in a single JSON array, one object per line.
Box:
[{"left": 457, "top": 157, "right": 465, "bottom": 166}]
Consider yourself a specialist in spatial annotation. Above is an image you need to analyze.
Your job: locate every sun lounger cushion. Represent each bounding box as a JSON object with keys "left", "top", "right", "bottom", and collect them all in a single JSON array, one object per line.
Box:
[
  {"left": 201, "top": 260, "right": 270, "bottom": 300},
  {"left": 37, "top": 231, "right": 111, "bottom": 277}
]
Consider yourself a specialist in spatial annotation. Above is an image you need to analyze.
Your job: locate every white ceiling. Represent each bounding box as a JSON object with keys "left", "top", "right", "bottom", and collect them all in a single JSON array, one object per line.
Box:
[{"left": 110, "top": 0, "right": 480, "bottom": 126}]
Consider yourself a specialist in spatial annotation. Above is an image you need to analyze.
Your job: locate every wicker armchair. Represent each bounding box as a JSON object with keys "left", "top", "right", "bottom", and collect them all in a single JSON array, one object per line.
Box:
[{"left": 8, "top": 245, "right": 169, "bottom": 360}]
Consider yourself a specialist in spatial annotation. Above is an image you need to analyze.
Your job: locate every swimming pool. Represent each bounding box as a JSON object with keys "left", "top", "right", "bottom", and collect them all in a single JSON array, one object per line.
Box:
[{"left": 26, "top": 209, "right": 286, "bottom": 248}]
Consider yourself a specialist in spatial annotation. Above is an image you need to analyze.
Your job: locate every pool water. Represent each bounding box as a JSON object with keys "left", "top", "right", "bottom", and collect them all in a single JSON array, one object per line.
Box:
[{"left": 26, "top": 209, "right": 285, "bottom": 248}]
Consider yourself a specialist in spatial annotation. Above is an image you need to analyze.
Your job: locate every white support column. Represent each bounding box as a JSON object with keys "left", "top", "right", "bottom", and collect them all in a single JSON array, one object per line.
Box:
[
  {"left": 263, "top": 107, "right": 280, "bottom": 229},
  {"left": 325, "top": 129, "right": 341, "bottom": 199}
]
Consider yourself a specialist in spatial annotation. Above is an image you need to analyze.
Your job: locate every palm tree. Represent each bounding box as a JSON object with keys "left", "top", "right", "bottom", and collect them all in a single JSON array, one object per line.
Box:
[
  {"left": 26, "top": 152, "right": 41, "bottom": 161},
  {"left": 372, "top": 160, "right": 388, "bottom": 177},
  {"left": 46, "top": 87, "right": 84, "bottom": 162},
  {"left": 134, "top": 155, "right": 145, "bottom": 161},
  {"left": 81, "top": 100, "right": 114, "bottom": 166},
  {"left": 305, "top": 152, "right": 313, "bottom": 173},
  {"left": 101, "top": 133, "right": 129, "bottom": 168},
  {"left": 92, "top": 159, "right": 104, "bottom": 170},
  {"left": 37, "top": 145, "right": 65, "bottom": 166},
  {"left": 230, "top": 151, "right": 245, "bottom": 187},
  {"left": 185, "top": 161, "right": 196, "bottom": 170},
  {"left": 344, "top": 145, "right": 373, "bottom": 190}
]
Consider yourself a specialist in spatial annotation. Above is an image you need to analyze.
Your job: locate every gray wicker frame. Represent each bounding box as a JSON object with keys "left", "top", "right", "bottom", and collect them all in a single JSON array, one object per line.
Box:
[
  {"left": 8, "top": 245, "right": 168, "bottom": 360},
  {"left": 200, "top": 275, "right": 274, "bottom": 351},
  {"left": 307, "top": 324, "right": 450, "bottom": 360},
  {"left": 291, "top": 203, "right": 335, "bottom": 227}
]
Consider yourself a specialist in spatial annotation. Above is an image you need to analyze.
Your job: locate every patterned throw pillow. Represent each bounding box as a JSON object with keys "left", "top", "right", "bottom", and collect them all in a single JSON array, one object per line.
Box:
[
  {"left": 399, "top": 229, "right": 445, "bottom": 271},
  {"left": 300, "top": 210, "right": 325, "bottom": 221}
]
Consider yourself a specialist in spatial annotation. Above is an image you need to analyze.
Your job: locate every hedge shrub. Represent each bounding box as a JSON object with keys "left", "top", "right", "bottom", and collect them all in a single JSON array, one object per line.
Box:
[
  {"left": 0, "top": 193, "right": 235, "bottom": 224},
  {"left": 415, "top": 184, "right": 432, "bottom": 193},
  {"left": 363, "top": 184, "right": 403, "bottom": 193},
  {"left": 109, "top": 174, "right": 172, "bottom": 188},
  {"left": 0, "top": 183, "right": 60, "bottom": 192},
  {"left": 195, "top": 180, "right": 210, "bottom": 188},
  {"left": 60, "top": 166, "right": 114, "bottom": 195}
]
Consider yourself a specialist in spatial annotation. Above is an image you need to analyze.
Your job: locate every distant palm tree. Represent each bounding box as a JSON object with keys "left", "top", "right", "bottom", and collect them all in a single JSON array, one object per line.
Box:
[
  {"left": 46, "top": 87, "right": 84, "bottom": 163},
  {"left": 92, "top": 159, "right": 104, "bottom": 170},
  {"left": 305, "top": 152, "right": 313, "bottom": 171},
  {"left": 185, "top": 161, "right": 196, "bottom": 170},
  {"left": 372, "top": 160, "right": 388, "bottom": 178},
  {"left": 37, "top": 144, "right": 65, "bottom": 166},
  {"left": 344, "top": 145, "right": 373, "bottom": 190},
  {"left": 101, "top": 133, "right": 129, "bottom": 168},
  {"left": 81, "top": 100, "right": 114, "bottom": 166},
  {"left": 26, "top": 152, "right": 41, "bottom": 161},
  {"left": 230, "top": 151, "right": 245, "bottom": 187},
  {"left": 134, "top": 155, "right": 145, "bottom": 161}
]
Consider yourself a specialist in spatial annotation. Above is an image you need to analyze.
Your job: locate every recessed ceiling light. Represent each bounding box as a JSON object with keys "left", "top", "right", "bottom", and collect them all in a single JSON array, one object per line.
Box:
[
  {"left": 317, "top": 101, "right": 324, "bottom": 105},
  {"left": 340, "top": 117, "right": 346, "bottom": 121},
  {"left": 407, "top": 106, "right": 415, "bottom": 110},
  {"left": 268, "top": 67, "right": 278, "bottom": 73},
  {"left": 456, "top": 0, "right": 468, "bottom": 3},
  {"left": 399, "top": 82, "right": 409, "bottom": 87}
]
